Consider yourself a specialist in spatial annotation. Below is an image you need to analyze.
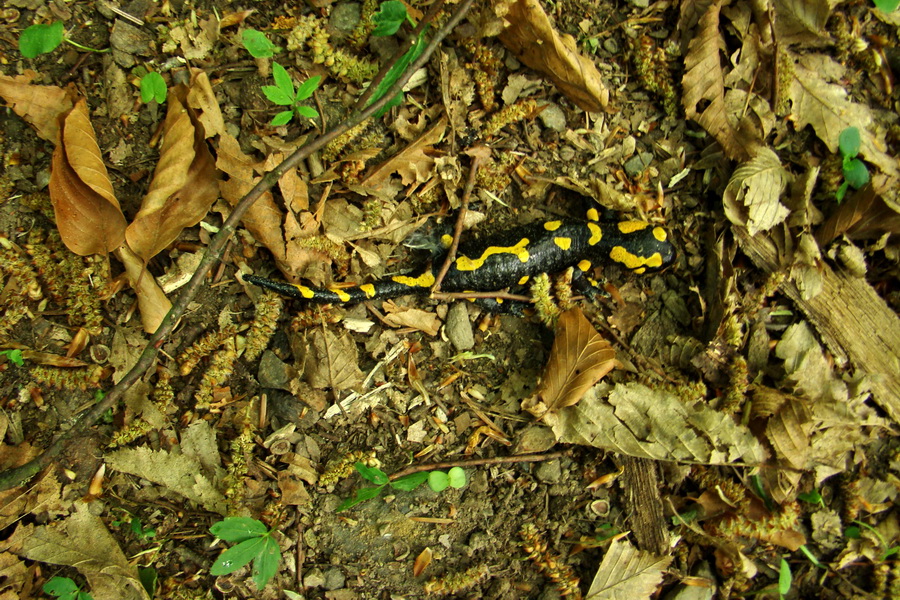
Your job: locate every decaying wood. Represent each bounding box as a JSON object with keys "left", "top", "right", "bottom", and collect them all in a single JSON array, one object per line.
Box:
[
  {"left": 620, "top": 456, "right": 669, "bottom": 556},
  {"left": 735, "top": 227, "right": 900, "bottom": 424}
]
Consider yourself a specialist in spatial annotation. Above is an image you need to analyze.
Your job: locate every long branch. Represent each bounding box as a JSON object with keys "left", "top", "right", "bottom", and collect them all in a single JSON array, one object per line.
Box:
[{"left": 0, "top": 0, "right": 475, "bottom": 491}]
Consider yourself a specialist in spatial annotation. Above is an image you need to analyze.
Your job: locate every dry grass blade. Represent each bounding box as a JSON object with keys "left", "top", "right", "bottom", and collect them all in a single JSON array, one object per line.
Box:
[
  {"left": 49, "top": 99, "right": 127, "bottom": 255},
  {"left": 586, "top": 539, "right": 672, "bottom": 600},
  {"left": 523, "top": 308, "right": 615, "bottom": 420}
]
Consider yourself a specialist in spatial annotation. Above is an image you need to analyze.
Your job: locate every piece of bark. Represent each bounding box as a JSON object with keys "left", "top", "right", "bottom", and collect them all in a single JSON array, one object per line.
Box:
[{"left": 620, "top": 456, "right": 669, "bottom": 555}]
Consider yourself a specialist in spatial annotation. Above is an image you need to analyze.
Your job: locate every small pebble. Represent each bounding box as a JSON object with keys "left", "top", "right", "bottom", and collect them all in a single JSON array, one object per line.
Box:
[
  {"left": 445, "top": 302, "right": 474, "bottom": 351},
  {"left": 538, "top": 103, "right": 566, "bottom": 132}
]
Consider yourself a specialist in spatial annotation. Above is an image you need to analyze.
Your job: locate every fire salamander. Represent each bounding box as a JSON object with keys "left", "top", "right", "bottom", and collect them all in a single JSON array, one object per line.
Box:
[{"left": 244, "top": 211, "right": 674, "bottom": 306}]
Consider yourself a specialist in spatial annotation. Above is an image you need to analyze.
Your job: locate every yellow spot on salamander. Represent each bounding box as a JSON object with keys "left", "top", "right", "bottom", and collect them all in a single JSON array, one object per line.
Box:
[
  {"left": 617, "top": 220, "right": 650, "bottom": 234},
  {"left": 609, "top": 246, "right": 665, "bottom": 272},
  {"left": 360, "top": 284, "right": 376, "bottom": 298},
  {"left": 587, "top": 222, "right": 603, "bottom": 245},
  {"left": 586, "top": 208, "right": 600, "bottom": 221},
  {"left": 392, "top": 271, "right": 436, "bottom": 288},
  {"left": 293, "top": 284, "right": 316, "bottom": 299},
  {"left": 554, "top": 237, "right": 572, "bottom": 250},
  {"left": 441, "top": 234, "right": 453, "bottom": 248},
  {"left": 330, "top": 288, "right": 352, "bottom": 303},
  {"left": 543, "top": 221, "right": 561, "bottom": 231},
  {"left": 455, "top": 239, "right": 530, "bottom": 271},
  {"left": 653, "top": 227, "right": 668, "bottom": 242},
  {"left": 577, "top": 259, "right": 592, "bottom": 272},
  {"left": 518, "top": 275, "right": 530, "bottom": 285}
]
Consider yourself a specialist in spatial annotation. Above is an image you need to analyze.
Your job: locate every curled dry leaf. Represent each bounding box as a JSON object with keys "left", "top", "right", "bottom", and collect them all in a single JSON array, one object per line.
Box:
[
  {"left": 816, "top": 178, "right": 900, "bottom": 245},
  {"left": 682, "top": 2, "right": 754, "bottom": 161},
  {"left": 49, "top": 98, "right": 127, "bottom": 256},
  {"left": 521, "top": 307, "right": 616, "bottom": 422},
  {"left": 723, "top": 147, "right": 792, "bottom": 235},
  {"left": 115, "top": 245, "right": 172, "bottom": 334},
  {"left": 413, "top": 546, "right": 433, "bottom": 577},
  {"left": 498, "top": 0, "right": 608, "bottom": 112},
  {"left": 0, "top": 71, "right": 75, "bottom": 145},
  {"left": 125, "top": 89, "right": 219, "bottom": 262},
  {"left": 361, "top": 117, "right": 447, "bottom": 191}
]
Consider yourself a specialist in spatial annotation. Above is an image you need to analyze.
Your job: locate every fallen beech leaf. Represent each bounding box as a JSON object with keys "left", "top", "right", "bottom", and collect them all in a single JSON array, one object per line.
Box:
[
  {"left": 816, "top": 179, "right": 900, "bottom": 244},
  {"left": 522, "top": 307, "right": 616, "bottom": 420},
  {"left": 586, "top": 539, "right": 672, "bottom": 600},
  {"left": 499, "top": 0, "right": 608, "bottom": 112},
  {"left": 723, "top": 147, "right": 791, "bottom": 235},
  {"left": 382, "top": 301, "right": 441, "bottom": 336},
  {"left": 294, "top": 327, "right": 364, "bottom": 392},
  {"left": 0, "top": 71, "right": 75, "bottom": 144},
  {"left": 361, "top": 117, "right": 447, "bottom": 190},
  {"left": 682, "top": 2, "right": 754, "bottom": 161},
  {"left": 115, "top": 245, "right": 172, "bottom": 334},
  {"left": 125, "top": 89, "right": 218, "bottom": 262},
  {"left": 49, "top": 99, "right": 127, "bottom": 255},
  {"left": 185, "top": 68, "right": 227, "bottom": 139}
]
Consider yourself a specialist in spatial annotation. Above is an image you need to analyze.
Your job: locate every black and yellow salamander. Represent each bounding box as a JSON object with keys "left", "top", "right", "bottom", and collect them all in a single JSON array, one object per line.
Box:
[{"left": 244, "top": 212, "right": 674, "bottom": 305}]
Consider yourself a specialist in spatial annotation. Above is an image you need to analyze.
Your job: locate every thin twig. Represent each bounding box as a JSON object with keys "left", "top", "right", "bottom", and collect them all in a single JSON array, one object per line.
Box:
[
  {"left": 388, "top": 451, "right": 570, "bottom": 481},
  {"left": 430, "top": 147, "right": 488, "bottom": 293},
  {"left": 0, "top": 0, "right": 476, "bottom": 492}
]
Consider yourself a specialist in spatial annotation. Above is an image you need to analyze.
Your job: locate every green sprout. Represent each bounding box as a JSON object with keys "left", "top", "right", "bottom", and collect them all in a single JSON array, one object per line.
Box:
[
  {"left": 262, "top": 63, "right": 321, "bottom": 126},
  {"left": 139, "top": 72, "right": 167, "bottom": 104},
  {"left": 797, "top": 489, "right": 825, "bottom": 508},
  {"left": 113, "top": 515, "right": 156, "bottom": 541},
  {"left": 19, "top": 21, "right": 107, "bottom": 58},
  {"left": 777, "top": 558, "right": 792, "bottom": 599},
  {"left": 845, "top": 520, "right": 900, "bottom": 561},
  {"left": 873, "top": 0, "right": 900, "bottom": 12},
  {"left": 836, "top": 127, "right": 870, "bottom": 202},
  {"left": 209, "top": 517, "right": 282, "bottom": 589},
  {"left": 367, "top": 1, "right": 428, "bottom": 117},
  {"left": 337, "top": 463, "right": 467, "bottom": 511},
  {"left": 0, "top": 349, "right": 24, "bottom": 366},
  {"left": 242, "top": 29, "right": 280, "bottom": 58},
  {"left": 43, "top": 576, "right": 94, "bottom": 600}
]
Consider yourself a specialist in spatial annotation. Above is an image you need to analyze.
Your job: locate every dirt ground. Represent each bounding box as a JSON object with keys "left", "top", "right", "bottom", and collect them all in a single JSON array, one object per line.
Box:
[{"left": 1, "top": 1, "right": 900, "bottom": 599}]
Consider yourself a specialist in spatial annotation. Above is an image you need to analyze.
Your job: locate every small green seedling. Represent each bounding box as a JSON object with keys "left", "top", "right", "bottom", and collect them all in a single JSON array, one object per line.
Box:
[
  {"left": 777, "top": 558, "right": 792, "bottom": 599},
  {"left": 242, "top": 29, "right": 280, "bottom": 58},
  {"left": 836, "top": 127, "right": 870, "bottom": 202},
  {"left": 797, "top": 489, "right": 825, "bottom": 508},
  {"left": 43, "top": 576, "right": 94, "bottom": 600},
  {"left": 19, "top": 21, "right": 107, "bottom": 58},
  {"left": 845, "top": 520, "right": 900, "bottom": 561},
  {"left": 337, "top": 463, "right": 467, "bottom": 511},
  {"left": 367, "top": 1, "right": 428, "bottom": 117},
  {"left": 798, "top": 544, "right": 823, "bottom": 569},
  {"left": 0, "top": 349, "right": 24, "bottom": 366},
  {"left": 209, "top": 517, "right": 282, "bottom": 589},
  {"left": 113, "top": 515, "right": 157, "bottom": 541},
  {"left": 262, "top": 63, "right": 321, "bottom": 126},
  {"left": 873, "top": 0, "right": 900, "bottom": 12},
  {"left": 140, "top": 72, "right": 167, "bottom": 104}
]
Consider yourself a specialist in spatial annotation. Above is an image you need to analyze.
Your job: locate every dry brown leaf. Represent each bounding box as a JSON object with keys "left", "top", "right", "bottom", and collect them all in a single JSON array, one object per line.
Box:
[
  {"left": 413, "top": 546, "right": 433, "bottom": 577},
  {"left": 361, "top": 117, "right": 447, "bottom": 191},
  {"left": 382, "top": 300, "right": 441, "bottom": 336},
  {"left": 723, "top": 147, "right": 791, "bottom": 235},
  {"left": 788, "top": 53, "right": 900, "bottom": 179},
  {"left": 49, "top": 99, "right": 127, "bottom": 255},
  {"left": 0, "top": 551, "right": 28, "bottom": 600},
  {"left": 816, "top": 179, "right": 900, "bottom": 244},
  {"left": 682, "top": 1, "right": 754, "bottom": 161},
  {"left": 555, "top": 383, "right": 767, "bottom": 465},
  {"left": 218, "top": 134, "right": 318, "bottom": 280},
  {"left": 773, "top": 0, "right": 834, "bottom": 45},
  {"left": 6, "top": 502, "right": 150, "bottom": 600},
  {"left": 586, "top": 539, "right": 672, "bottom": 600},
  {"left": 498, "top": 0, "right": 608, "bottom": 112},
  {"left": 0, "top": 71, "right": 75, "bottom": 144},
  {"left": 115, "top": 245, "right": 172, "bottom": 334},
  {"left": 125, "top": 90, "right": 218, "bottom": 262},
  {"left": 296, "top": 327, "right": 364, "bottom": 392},
  {"left": 522, "top": 307, "right": 616, "bottom": 420},
  {"left": 19, "top": 350, "right": 88, "bottom": 368},
  {"left": 0, "top": 468, "right": 66, "bottom": 531},
  {"left": 185, "top": 68, "right": 227, "bottom": 139}
]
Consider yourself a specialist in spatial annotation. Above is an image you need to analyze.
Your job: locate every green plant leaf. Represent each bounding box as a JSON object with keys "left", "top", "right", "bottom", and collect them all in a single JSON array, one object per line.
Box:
[
  {"left": 874, "top": 0, "right": 900, "bottom": 12},
  {"left": 295, "top": 75, "right": 322, "bottom": 100},
  {"left": 838, "top": 127, "right": 861, "bottom": 158},
  {"left": 428, "top": 470, "right": 449, "bottom": 492},
  {"left": 78, "top": 592, "right": 94, "bottom": 600},
  {"left": 251, "top": 536, "right": 282, "bottom": 588},
  {"left": 336, "top": 484, "right": 385, "bottom": 511},
  {"left": 210, "top": 536, "right": 266, "bottom": 576},
  {"left": 373, "top": 1, "right": 408, "bottom": 36},
  {"left": 272, "top": 62, "right": 295, "bottom": 99},
  {"left": 777, "top": 558, "right": 792, "bottom": 595},
  {"left": 242, "top": 29, "right": 277, "bottom": 58},
  {"left": 447, "top": 467, "right": 466, "bottom": 488},
  {"left": 836, "top": 180, "right": 850, "bottom": 203},
  {"left": 271, "top": 110, "right": 294, "bottom": 126},
  {"left": 355, "top": 462, "right": 389, "bottom": 485},
  {"left": 140, "top": 71, "right": 167, "bottom": 104},
  {"left": 843, "top": 158, "right": 870, "bottom": 189},
  {"left": 20, "top": 21, "right": 65, "bottom": 58},
  {"left": 844, "top": 525, "right": 861, "bottom": 539},
  {"left": 262, "top": 85, "right": 293, "bottom": 105},
  {"left": 210, "top": 517, "right": 268, "bottom": 542},
  {"left": 370, "top": 30, "right": 427, "bottom": 117},
  {"left": 295, "top": 106, "right": 319, "bottom": 119},
  {"left": 43, "top": 577, "right": 81, "bottom": 600},
  {"left": 390, "top": 471, "right": 429, "bottom": 491},
  {"left": 0, "top": 349, "right": 24, "bottom": 366},
  {"left": 138, "top": 566, "right": 157, "bottom": 598},
  {"left": 797, "top": 490, "right": 823, "bottom": 505}
]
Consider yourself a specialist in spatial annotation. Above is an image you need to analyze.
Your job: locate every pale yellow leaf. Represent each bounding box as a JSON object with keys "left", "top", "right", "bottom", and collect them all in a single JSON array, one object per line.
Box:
[
  {"left": 586, "top": 539, "right": 671, "bottom": 600},
  {"left": 723, "top": 147, "right": 791, "bottom": 235}
]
